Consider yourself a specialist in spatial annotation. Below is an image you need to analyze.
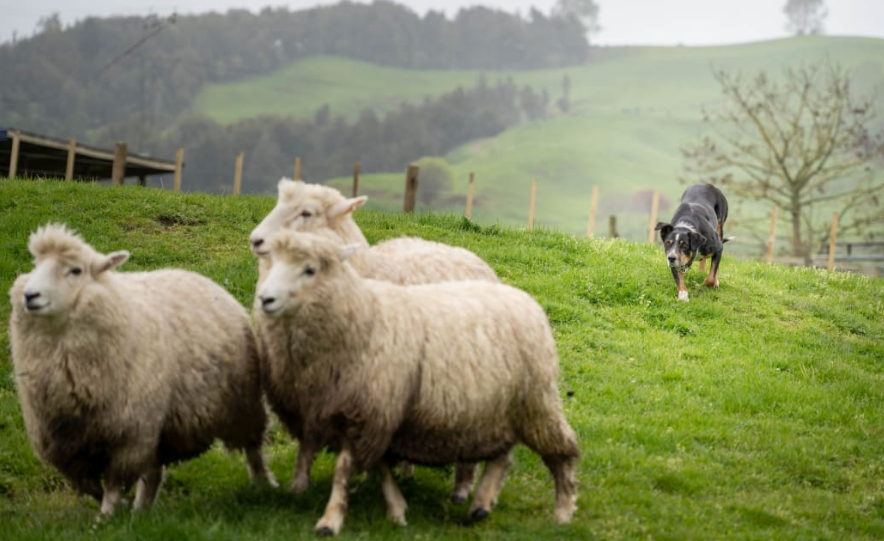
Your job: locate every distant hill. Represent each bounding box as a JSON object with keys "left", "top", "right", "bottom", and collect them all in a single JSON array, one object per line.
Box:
[{"left": 191, "top": 36, "right": 884, "bottom": 250}]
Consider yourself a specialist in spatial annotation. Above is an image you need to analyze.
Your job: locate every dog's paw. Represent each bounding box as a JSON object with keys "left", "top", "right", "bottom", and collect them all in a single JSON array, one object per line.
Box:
[{"left": 677, "top": 290, "right": 690, "bottom": 302}]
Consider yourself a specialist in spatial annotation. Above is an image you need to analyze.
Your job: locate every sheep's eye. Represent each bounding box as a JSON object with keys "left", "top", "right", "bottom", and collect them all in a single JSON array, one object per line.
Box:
[
  {"left": 303, "top": 266, "right": 316, "bottom": 277},
  {"left": 300, "top": 210, "right": 313, "bottom": 218},
  {"left": 68, "top": 267, "right": 83, "bottom": 276}
]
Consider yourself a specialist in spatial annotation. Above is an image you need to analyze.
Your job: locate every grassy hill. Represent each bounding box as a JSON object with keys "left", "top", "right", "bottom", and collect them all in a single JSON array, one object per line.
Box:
[
  {"left": 195, "top": 36, "right": 884, "bottom": 251},
  {"left": 2, "top": 179, "right": 884, "bottom": 540}
]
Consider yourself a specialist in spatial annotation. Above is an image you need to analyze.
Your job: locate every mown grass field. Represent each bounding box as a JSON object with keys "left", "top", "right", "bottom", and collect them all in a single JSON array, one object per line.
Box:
[
  {"left": 2, "top": 179, "right": 884, "bottom": 540},
  {"left": 196, "top": 37, "right": 884, "bottom": 248}
]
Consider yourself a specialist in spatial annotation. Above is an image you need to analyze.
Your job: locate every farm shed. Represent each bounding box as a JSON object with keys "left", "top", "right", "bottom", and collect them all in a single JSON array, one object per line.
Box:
[{"left": 1, "top": 127, "right": 181, "bottom": 185}]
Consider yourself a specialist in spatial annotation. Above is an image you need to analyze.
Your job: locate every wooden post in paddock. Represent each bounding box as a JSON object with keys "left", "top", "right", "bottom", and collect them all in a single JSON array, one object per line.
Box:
[
  {"left": 465, "top": 172, "right": 475, "bottom": 219},
  {"left": 65, "top": 137, "right": 77, "bottom": 181},
  {"left": 173, "top": 148, "right": 184, "bottom": 192},
  {"left": 647, "top": 190, "right": 660, "bottom": 244},
  {"left": 609, "top": 216, "right": 619, "bottom": 238},
  {"left": 7, "top": 130, "right": 20, "bottom": 178},
  {"left": 352, "top": 162, "right": 360, "bottom": 197},
  {"left": 403, "top": 165, "right": 419, "bottom": 213},
  {"left": 765, "top": 206, "right": 778, "bottom": 264},
  {"left": 586, "top": 185, "right": 599, "bottom": 237},
  {"left": 527, "top": 178, "right": 538, "bottom": 230},
  {"left": 294, "top": 157, "right": 302, "bottom": 180},
  {"left": 111, "top": 142, "right": 127, "bottom": 186},
  {"left": 827, "top": 211, "right": 839, "bottom": 271},
  {"left": 233, "top": 152, "right": 244, "bottom": 195}
]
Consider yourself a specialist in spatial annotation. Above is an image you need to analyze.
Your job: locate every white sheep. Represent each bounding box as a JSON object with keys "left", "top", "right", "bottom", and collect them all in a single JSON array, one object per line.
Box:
[
  {"left": 249, "top": 178, "right": 497, "bottom": 500},
  {"left": 256, "top": 231, "right": 579, "bottom": 535},
  {"left": 8, "top": 224, "right": 277, "bottom": 519},
  {"left": 249, "top": 178, "right": 499, "bottom": 285}
]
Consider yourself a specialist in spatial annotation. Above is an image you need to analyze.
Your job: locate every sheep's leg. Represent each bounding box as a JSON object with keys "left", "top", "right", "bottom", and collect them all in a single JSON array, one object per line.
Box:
[
  {"left": 133, "top": 465, "right": 164, "bottom": 511},
  {"left": 245, "top": 447, "right": 278, "bottom": 488},
  {"left": 97, "top": 479, "right": 125, "bottom": 521},
  {"left": 315, "top": 449, "right": 356, "bottom": 536},
  {"left": 378, "top": 463, "right": 408, "bottom": 526},
  {"left": 291, "top": 442, "right": 316, "bottom": 493},
  {"left": 450, "top": 462, "right": 478, "bottom": 504},
  {"left": 468, "top": 453, "right": 512, "bottom": 520},
  {"left": 543, "top": 453, "right": 579, "bottom": 524}
]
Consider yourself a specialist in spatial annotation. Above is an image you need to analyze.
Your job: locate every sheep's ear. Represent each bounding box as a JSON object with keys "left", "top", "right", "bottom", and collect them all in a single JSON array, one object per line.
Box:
[
  {"left": 92, "top": 250, "right": 130, "bottom": 275},
  {"left": 339, "top": 243, "right": 361, "bottom": 262},
  {"left": 326, "top": 196, "right": 368, "bottom": 220}
]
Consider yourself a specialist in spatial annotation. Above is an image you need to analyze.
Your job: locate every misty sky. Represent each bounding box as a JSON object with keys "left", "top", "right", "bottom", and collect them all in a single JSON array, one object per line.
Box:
[{"left": 2, "top": 0, "right": 884, "bottom": 46}]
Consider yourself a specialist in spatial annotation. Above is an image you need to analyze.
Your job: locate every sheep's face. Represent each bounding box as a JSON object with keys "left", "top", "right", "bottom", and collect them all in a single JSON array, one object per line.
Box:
[
  {"left": 257, "top": 231, "right": 358, "bottom": 318},
  {"left": 20, "top": 224, "right": 129, "bottom": 317},
  {"left": 249, "top": 178, "right": 366, "bottom": 257}
]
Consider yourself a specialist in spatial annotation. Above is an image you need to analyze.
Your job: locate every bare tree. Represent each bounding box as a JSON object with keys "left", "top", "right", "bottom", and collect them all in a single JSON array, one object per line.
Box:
[
  {"left": 682, "top": 62, "right": 884, "bottom": 262},
  {"left": 783, "top": 0, "right": 827, "bottom": 36}
]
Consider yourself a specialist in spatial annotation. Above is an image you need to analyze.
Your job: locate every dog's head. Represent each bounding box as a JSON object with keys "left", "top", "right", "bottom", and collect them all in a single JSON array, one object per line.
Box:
[{"left": 655, "top": 222, "right": 706, "bottom": 273}]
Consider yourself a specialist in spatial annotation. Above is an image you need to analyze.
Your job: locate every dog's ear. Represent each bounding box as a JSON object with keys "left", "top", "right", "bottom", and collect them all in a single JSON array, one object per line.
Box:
[
  {"left": 690, "top": 232, "right": 707, "bottom": 249},
  {"left": 655, "top": 222, "right": 673, "bottom": 240}
]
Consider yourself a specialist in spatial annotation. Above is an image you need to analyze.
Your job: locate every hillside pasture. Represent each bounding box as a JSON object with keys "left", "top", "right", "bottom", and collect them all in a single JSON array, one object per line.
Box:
[{"left": 1, "top": 180, "right": 883, "bottom": 540}]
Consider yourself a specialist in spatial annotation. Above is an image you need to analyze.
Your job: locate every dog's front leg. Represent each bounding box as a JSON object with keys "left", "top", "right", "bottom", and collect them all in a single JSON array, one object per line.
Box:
[{"left": 670, "top": 267, "right": 689, "bottom": 301}]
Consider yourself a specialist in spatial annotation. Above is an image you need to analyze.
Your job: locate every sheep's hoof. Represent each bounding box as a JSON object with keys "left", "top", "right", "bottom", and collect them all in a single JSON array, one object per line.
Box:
[
  {"left": 470, "top": 507, "right": 490, "bottom": 521},
  {"left": 450, "top": 493, "right": 468, "bottom": 505},
  {"left": 316, "top": 526, "right": 335, "bottom": 537}
]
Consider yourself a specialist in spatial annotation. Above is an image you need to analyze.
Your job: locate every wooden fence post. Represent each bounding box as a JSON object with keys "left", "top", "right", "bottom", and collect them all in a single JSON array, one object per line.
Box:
[
  {"left": 65, "top": 137, "right": 77, "bottom": 181},
  {"left": 527, "top": 178, "right": 538, "bottom": 230},
  {"left": 111, "top": 142, "right": 127, "bottom": 186},
  {"left": 465, "top": 172, "right": 475, "bottom": 219},
  {"left": 294, "top": 157, "right": 302, "bottom": 180},
  {"left": 8, "top": 130, "right": 21, "bottom": 178},
  {"left": 352, "top": 162, "right": 360, "bottom": 197},
  {"left": 766, "top": 206, "right": 777, "bottom": 264},
  {"left": 647, "top": 190, "right": 660, "bottom": 244},
  {"left": 233, "top": 152, "right": 244, "bottom": 195},
  {"left": 827, "top": 211, "right": 839, "bottom": 271},
  {"left": 609, "top": 216, "right": 619, "bottom": 238},
  {"left": 173, "top": 148, "right": 184, "bottom": 192},
  {"left": 403, "top": 165, "right": 419, "bottom": 213},
  {"left": 586, "top": 185, "right": 599, "bottom": 237}
]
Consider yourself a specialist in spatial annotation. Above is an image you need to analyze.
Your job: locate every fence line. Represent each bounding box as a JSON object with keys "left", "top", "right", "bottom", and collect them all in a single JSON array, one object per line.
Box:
[
  {"left": 352, "top": 162, "right": 360, "bottom": 197},
  {"left": 465, "top": 172, "right": 475, "bottom": 219},
  {"left": 828, "top": 211, "right": 839, "bottom": 272},
  {"left": 233, "top": 152, "right": 244, "bottom": 195},
  {"left": 527, "top": 178, "right": 538, "bottom": 230},
  {"left": 586, "top": 185, "right": 599, "bottom": 237},
  {"left": 647, "top": 190, "right": 660, "bottom": 244}
]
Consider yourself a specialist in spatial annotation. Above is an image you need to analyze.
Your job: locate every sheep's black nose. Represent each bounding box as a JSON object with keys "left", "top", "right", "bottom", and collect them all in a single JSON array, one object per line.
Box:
[
  {"left": 260, "top": 296, "right": 275, "bottom": 308},
  {"left": 252, "top": 238, "right": 264, "bottom": 249},
  {"left": 24, "top": 292, "right": 41, "bottom": 302}
]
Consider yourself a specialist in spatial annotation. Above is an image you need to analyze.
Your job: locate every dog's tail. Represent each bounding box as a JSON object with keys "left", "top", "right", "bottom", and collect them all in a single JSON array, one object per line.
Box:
[{"left": 722, "top": 236, "right": 736, "bottom": 243}]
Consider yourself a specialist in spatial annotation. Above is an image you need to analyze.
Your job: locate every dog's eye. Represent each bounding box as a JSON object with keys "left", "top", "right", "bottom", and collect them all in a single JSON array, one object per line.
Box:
[{"left": 666, "top": 240, "right": 673, "bottom": 246}]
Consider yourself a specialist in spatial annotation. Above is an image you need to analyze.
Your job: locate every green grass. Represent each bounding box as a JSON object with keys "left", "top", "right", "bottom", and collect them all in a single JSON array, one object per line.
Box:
[
  {"left": 196, "top": 37, "right": 884, "bottom": 247},
  {"left": 2, "top": 179, "right": 884, "bottom": 540}
]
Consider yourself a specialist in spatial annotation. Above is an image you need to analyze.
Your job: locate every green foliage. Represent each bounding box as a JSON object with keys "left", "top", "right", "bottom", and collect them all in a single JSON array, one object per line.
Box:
[{"left": 2, "top": 179, "right": 884, "bottom": 540}]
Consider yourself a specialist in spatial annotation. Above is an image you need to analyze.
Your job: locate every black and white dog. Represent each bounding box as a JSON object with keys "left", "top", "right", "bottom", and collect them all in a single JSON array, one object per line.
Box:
[{"left": 654, "top": 183, "right": 731, "bottom": 302}]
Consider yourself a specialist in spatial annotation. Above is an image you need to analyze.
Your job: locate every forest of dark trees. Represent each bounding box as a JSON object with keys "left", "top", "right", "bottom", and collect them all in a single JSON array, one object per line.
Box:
[{"left": 0, "top": 1, "right": 589, "bottom": 192}]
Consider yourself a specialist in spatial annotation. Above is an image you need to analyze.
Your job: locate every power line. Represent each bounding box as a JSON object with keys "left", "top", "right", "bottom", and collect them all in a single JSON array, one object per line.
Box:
[{"left": 97, "top": 13, "right": 176, "bottom": 76}]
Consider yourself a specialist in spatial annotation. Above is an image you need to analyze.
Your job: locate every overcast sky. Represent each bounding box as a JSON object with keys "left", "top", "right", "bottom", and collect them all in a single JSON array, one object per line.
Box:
[{"left": 2, "top": 0, "right": 884, "bottom": 46}]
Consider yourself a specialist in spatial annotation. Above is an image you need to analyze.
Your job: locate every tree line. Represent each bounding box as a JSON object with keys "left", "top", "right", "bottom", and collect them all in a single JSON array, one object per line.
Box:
[
  {"left": 138, "top": 76, "right": 562, "bottom": 194},
  {"left": 0, "top": 1, "right": 588, "bottom": 143}
]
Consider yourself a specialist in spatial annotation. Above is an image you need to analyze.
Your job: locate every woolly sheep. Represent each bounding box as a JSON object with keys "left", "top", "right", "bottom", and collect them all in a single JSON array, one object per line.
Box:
[
  {"left": 249, "top": 178, "right": 499, "bottom": 285},
  {"left": 256, "top": 231, "right": 579, "bottom": 535},
  {"left": 8, "top": 224, "right": 276, "bottom": 519},
  {"left": 249, "top": 178, "right": 497, "bottom": 499}
]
